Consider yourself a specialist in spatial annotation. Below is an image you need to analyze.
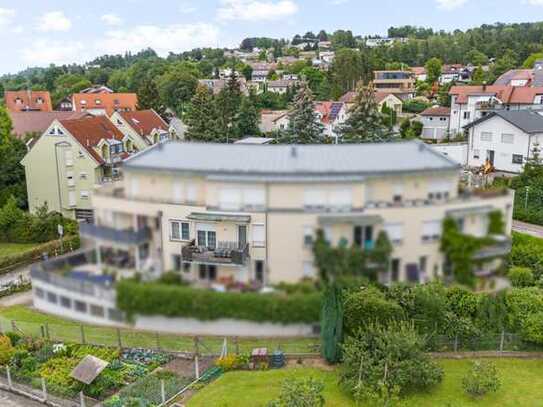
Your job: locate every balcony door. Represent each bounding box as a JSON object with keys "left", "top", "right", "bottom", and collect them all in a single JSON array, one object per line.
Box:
[
  {"left": 196, "top": 223, "right": 217, "bottom": 250},
  {"left": 354, "top": 225, "right": 374, "bottom": 250},
  {"left": 238, "top": 225, "right": 247, "bottom": 248}
]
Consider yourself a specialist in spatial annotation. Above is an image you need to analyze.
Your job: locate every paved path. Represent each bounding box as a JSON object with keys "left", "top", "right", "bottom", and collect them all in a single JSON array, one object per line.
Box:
[
  {"left": 0, "top": 388, "right": 45, "bottom": 407},
  {"left": 0, "top": 291, "right": 33, "bottom": 307},
  {"left": 513, "top": 220, "right": 543, "bottom": 239}
]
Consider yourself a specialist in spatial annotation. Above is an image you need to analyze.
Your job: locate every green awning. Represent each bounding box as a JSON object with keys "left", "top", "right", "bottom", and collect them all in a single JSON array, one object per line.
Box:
[{"left": 187, "top": 212, "right": 251, "bottom": 223}]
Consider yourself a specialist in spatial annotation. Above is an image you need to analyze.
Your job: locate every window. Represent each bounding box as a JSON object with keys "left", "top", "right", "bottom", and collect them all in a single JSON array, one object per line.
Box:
[
  {"left": 35, "top": 287, "right": 44, "bottom": 298},
  {"left": 480, "top": 132, "right": 493, "bottom": 142},
  {"left": 67, "top": 171, "right": 75, "bottom": 187},
  {"left": 501, "top": 134, "right": 514, "bottom": 144},
  {"left": 80, "top": 191, "right": 89, "bottom": 199},
  {"left": 255, "top": 260, "right": 265, "bottom": 282},
  {"left": 252, "top": 224, "right": 265, "bottom": 247},
  {"left": 47, "top": 292, "right": 57, "bottom": 304},
  {"left": 428, "top": 180, "right": 451, "bottom": 200},
  {"left": 243, "top": 188, "right": 266, "bottom": 209},
  {"left": 198, "top": 265, "right": 217, "bottom": 281},
  {"left": 60, "top": 296, "right": 71, "bottom": 308},
  {"left": 512, "top": 154, "right": 523, "bottom": 164},
  {"left": 79, "top": 172, "right": 88, "bottom": 180},
  {"left": 329, "top": 188, "right": 352, "bottom": 211},
  {"left": 197, "top": 229, "right": 216, "bottom": 249},
  {"left": 384, "top": 223, "right": 403, "bottom": 245},
  {"left": 391, "top": 259, "right": 400, "bottom": 282},
  {"left": 65, "top": 150, "right": 74, "bottom": 166},
  {"left": 303, "top": 226, "right": 314, "bottom": 246},
  {"left": 422, "top": 220, "right": 441, "bottom": 242},
  {"left": 303, "top": 261, "right": 317, "bottom": 278},
  {"left": 74, "top": 300, "right": 87, "bottom": 313},
  {"left": 108, "top": 308, "right": 124, "bottom": 322},
  {"left": 304, "top": 189, "right": 326, "bottom": 209},
  {"left": 90, "top": 304, "right": 105, "bottom": 317},
  {"left": 473, "top": 149, "right": 480, "bottom": 159},
  {"left": 173, "top": 181, "right": 183, "bottom": 203},
  {"left": 95, "top": 99, "right": 102, "bottom": 105},
  {"left": 170, "top": 221, "right": 190, "bottom": 241},
  {"left": 130, "top": 177, "right": 139, "bottom": 196},
  {"left": 172, "top": 254, "right": 182, "bottom": 271},
  {"left": 219, "top": 188, "right": 242, "bottom": 210},
  {"left": 463, "top": 111, "right": 471, "bottom": 120},
  {"left": 392, "top": 183, "right": 404, "bottom": 203},
  {"left": 186, "top": 183, "right": 197, "bottom": 203}
]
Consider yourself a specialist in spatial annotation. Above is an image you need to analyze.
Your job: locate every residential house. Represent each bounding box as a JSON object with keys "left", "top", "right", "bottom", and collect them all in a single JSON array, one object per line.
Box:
[
  {"left": 314, "top": 101, "right": 348, "bottom": 142},
  {"left": 80, "top": 86, "right": 114, "bottom": 94},
  {"left": 4, "top": 91, "right": 53, "bottom": 113},
  {"left": 319, "top": 51, "right": 335, "bottom": 64},
  {"left": 21, "top": 115, "right": 133, "bottom": 221},
  {"left": 439, "top": 65, "right": 472, "bottom": 85},
  {"left": 169, "top": 117, "right": 187, "bottom": 141},
  {"left": 198, "top": 78, "right": 249, "bottom": 96},
  {"left": 372, "top": 71, "right": 416, "bottom": 99},
  {"left": 448, "top": 85, "right": 543, "bottom": 135},
  {"left": 464, "top": 110, "right": 543, "bottom": 173},
  {"left": 267, "top": 79, "right": 298, "bottom": 94},
  {"left": 110, "top": 110, "right": 171, "bottom": 151},
  {"left": 411, "top": 67, "right": 427, "bottom": 82},
  {"left": 318, "top": 41, "right": 332, "bottom": 49},
  {"left": 420, "top": 107, "right": 451, "bottom": 141},
  {"left": 340, "top": 90, "right": 403, "bottom": 114},
  {"left": 365, "top": 37, "right": 408, "bottom": 48},
  {"left": 72, "top": 93, "right": 138, "bottom": 116},
  {"left": 250, "top": 63, "right": 276, "bottom": 83},
  {"left": 8, "top": 111, "right": 89, "bottom": 140},
  {"left": 259, "top": 110, "right": 289, "bottom": 133},
  {"left": 495, "top": 60, "right": 543, "bottom": 87},
  {"left": 56, "top": 97, "right": 74, "bottom": 112},
  {"left": 29, "top": 141, "right": 514, "bottom": 327}
]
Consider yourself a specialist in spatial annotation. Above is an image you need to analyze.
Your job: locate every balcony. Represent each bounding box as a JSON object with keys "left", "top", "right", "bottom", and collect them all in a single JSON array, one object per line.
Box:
[
  {"left": 182, "top": 241, "right": 250, "bottom": 266},
  {"left": 80, "top": 223, "right": 151, "bottom": 245},
  {"left": 472, "top": 235, "right": 512, "bottom": 261}
]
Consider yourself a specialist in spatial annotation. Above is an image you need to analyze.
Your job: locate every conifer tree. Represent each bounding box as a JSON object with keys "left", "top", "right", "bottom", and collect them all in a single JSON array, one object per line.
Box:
[
  {"left": 284, "top": 81, "right": 323, "bottom": 144},
  {"left": 185, "top": 85, "right": 218, "bottom": 142},
  {"left": 236, "top": 97, "right": 260, "bottom": 137},
  {"left": 136, "top": 78, "right": 166, "bottom": 116},
  {"left": 338, "top": 84, "right": 394, "bottom": 143},
  {"left": 215, "top": 73, "right": 242, "bottom": 142}
]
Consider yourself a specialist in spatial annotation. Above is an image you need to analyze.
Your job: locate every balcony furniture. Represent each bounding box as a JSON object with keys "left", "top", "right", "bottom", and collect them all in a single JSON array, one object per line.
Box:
[{"left": 181, "top": 241, "right": 250, "bottom": 265}]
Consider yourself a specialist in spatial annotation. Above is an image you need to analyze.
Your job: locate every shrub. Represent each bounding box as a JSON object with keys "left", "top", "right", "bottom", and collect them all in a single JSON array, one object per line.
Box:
[
  {"left": 343, "top": 287, "right": 403, "bottom": 334},
  {"left": 116, "top": 280, "right": 321, "bottom": 324},
  {"left": 462, "top": 361, "right": 500, "bottom": 398},
  {"left": 215, "top": 354, "right": 249, "bottom": 371},
  {"left": 505, "top": 287, "right": 543, "bottom": 331},
  {"left": 508, "top": 267, "right": 534, "bottom": 287},
  {"left": 0, "top": 335, "right": 14, "bottom": 365},
  {"left": 267, "top": 377, "right": 325, "bottom": 407},
  {"left": 340, "top": 322, "right": 443, "bottom": 397},
  {"left": 521, "top": 312, "right": 543, "bottom": 344}
]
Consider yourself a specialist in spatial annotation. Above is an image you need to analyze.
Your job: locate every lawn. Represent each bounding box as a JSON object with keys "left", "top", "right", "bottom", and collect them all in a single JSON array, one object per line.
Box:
[
  {"left": 0, "top": 305, "right": 319, "bottom": 354},
  {"left": 188, "top": 359, "right": 543, "bottom": 407},
  {"left": 0, "top": 242, "right": 40, "bottom": 258}
]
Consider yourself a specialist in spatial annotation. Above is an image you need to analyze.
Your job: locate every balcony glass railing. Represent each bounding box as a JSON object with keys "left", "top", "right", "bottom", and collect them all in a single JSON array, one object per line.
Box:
[{"left": 80, "top": 223, "right": 151, "bottom": 245}]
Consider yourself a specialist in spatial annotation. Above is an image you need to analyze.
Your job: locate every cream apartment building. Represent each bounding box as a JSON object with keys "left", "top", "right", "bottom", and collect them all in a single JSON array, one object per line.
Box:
[{"left": 86, "top": 141, "right": 514, "bottom": 286}]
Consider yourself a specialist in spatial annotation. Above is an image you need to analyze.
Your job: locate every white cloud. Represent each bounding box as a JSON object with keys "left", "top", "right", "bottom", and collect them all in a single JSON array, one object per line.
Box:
[
  {"left": 216, "top": 0, "right": 298, "bottom": 21},
  {"left": 99, "top": 23, "right": 220, "bottom": 56},
  {"left": 0, "top": 8, "right": 15, "bottom": 28},
  {"left": 36, "top": 11, "right": 72, "bottom": 32},
  {"left": 21, "top": 39, "right": 86, "bottom": 65},
  {"left": 435, "top": 0, "right": 468, "bottom": 10},
  {"left": 179, "top": 2, "right": 197, "bottom": 13},
  {"left": 525, "top": 0, "right": 543, "bottom": 4},
  {"left": 101, "top": 13, "right": 123, "bottom": 26}
]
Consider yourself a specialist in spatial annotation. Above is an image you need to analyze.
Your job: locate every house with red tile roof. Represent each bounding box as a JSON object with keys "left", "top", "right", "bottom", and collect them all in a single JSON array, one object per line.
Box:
[
  {"left": 314, "top": 101, "right": 347, "bottom": 141},
  {"left": 21, "top": 115, "right": 139, "bottom": 221},
  {"left": 340, "top": 90, "right": 403, "bottom": 114},
  {"left": 4, "top": 91, "right": 53, "bottom": 113},
  {"left": 8, "top": 111, "right": 90, "bottom": 139},
  {"left": 110, "top": 110, "right": 171, "bottom": 150},
  {"left": 448, "top": 84, "right": 543, "bottom": 134},
  {"left": 72, "top": 92, "right": 138, "bottom": 116},
  {"left": 495, "top": 60, "right": 543, "bottom": 87}
]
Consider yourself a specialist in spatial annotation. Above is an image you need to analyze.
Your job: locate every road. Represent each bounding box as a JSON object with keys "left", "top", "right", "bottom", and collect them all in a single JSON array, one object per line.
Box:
[
  {"left": 0, "top": 388, "right": 45, "bottom": 407},
  {"left": 513, "top": 220, "right": 543, "bottom": 239}
]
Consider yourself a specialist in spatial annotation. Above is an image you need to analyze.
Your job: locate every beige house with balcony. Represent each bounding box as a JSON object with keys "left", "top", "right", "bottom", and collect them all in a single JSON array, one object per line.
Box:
[{"left": 88, "top": 141, "right": 514, "bottom": 286}]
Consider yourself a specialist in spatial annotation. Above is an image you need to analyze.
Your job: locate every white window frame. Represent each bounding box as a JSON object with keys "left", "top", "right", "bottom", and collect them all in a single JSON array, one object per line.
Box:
[
  {"left": 501, "top": 133, "right": 514, "bottom": 144},
  {"left": 170, "top": 220, "right": 190, "bottom": 241},
  {"left": 384, "top": 223, "right": 404, "bottom": 245},
  {"left": 252, "top": 223, "right": 266, "bottom": 247},
  {"left": 480, "top": 132, "right": 493, "bottom": 142},
  {"left": 422, "top": 220, "right": 442, "bottom": 242},
  {"left": 80, "top": 190, "right": 89, "bottom": 199}
]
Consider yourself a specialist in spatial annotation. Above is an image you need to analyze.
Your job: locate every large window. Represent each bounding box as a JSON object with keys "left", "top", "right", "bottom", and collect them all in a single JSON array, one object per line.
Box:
[
  {"left": 170, "top": 220, "right": 190, "bottom": 241},
  {"left": 422, "top": 220, "right": 442, "bottom": 242},
  {"left": 329, "top": 188, "right": 352, "bottom": 211},
  {"left": 512, "top": 154, "right": 524, "bottom": 164},
  {"left": 60, "top": 296, "right": 71, "bottom": 308},
  {"left": 197, "top": 230, "right": 216, "bottom": 249},
  {"left": 480, "top": 132, "right": 493, "bottom": 142},
  {"left": 428, "top": 180, "right": 452, "bottom": 200},
  {"left": 252, "top": 224, "right": 266, "bottom": 247},
  {"left": 501, "top": 134, "right": 514, "bottom": 144},
  {"left": 384, "top": 223, "right": 403, "bottom": 245},
  {"left": 75, "top": 300, "right": 87, "bottom": 313},
  {"left": 47, "top": 292, "right": 57, "bottom": 304}
]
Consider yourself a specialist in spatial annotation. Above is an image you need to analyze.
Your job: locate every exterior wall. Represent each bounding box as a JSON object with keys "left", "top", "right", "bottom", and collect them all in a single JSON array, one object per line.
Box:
[
  {"left": 109, "top": 112, "right": 151, "bottom": 151},
  {"left": 378, "top": 95, "right": 403, "bottom": 114},
  {"left": 21, "top": 121, "right": 101, "bottom": 218},
  {"left": 421, "top": 115, "right": 450, "bottom": 140},
  {"left": 92, "top": 167, "right": 513, "bottom": 285},
  {"left": 431, "top": 143, "right": 468, "bottom": 166},
  {"left": 467, "top": 115, "right": 542, "bottom": 173}
]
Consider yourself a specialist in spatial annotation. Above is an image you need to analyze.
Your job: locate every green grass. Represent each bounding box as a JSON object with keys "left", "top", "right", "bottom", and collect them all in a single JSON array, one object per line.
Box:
[
  {"left": 0, "top": 242, "right": 40, "bottom": 258},
  {"left": 0, "top": 305, "right": 318, "bottom": 354},
  {"left": 188, "top": 359, "right": 543, "bottom": 407}
]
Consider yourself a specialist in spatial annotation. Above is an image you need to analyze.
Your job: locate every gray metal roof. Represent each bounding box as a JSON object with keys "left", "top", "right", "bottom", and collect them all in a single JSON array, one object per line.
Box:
[
  {"left": 464, "top": 110, "right": 543, "bottom": 134},
  {"left": 124, "top": 140, "right": 460, "bottom": 179}
]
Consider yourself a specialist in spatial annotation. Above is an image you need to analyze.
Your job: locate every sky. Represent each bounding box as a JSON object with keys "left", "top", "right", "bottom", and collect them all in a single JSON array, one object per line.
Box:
[{"left": 1, "top": 0, "right": 543, "bottom": 75}]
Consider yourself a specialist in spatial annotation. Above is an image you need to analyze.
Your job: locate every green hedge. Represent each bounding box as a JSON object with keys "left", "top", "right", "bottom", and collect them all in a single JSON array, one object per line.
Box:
[
  {"left": 0, "top": 236, "right": 80, "bottom": 271},
  {"left": 116, "top": 280, "right": 321, "bottom": 324}
]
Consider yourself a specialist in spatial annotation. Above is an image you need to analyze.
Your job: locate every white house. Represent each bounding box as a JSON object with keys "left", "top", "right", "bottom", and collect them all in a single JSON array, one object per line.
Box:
[
  {"left": 449, "top": 85, "right": 543, "bottom": 135},
  {"left": 314, "top": 101, "right": 348, "bottom": 142},
  {"left": 420, "top": 107, "right": 451, "bottom": 141},
  {"left": 259, "top": 110, "right": 289, "bottom": 133},
  {"left": 464, "top": 110, "right": 543, "bottom": 173}
]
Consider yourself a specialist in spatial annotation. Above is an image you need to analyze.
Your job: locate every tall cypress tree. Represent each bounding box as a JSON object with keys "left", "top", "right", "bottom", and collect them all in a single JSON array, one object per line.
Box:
[
  {"left": 185, "top": 85, "right": 218, "bottom": 142},
  {"left": 338, "top": 84, "right": 394, "bottom": 143},
  {"left": 284, "top": 81, "right": 323, "bottom": 144}
]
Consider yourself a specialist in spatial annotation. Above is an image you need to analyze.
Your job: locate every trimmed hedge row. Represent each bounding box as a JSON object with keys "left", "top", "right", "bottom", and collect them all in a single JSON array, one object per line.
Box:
[
  {"left": 0, "top": 235, "right": 80, "bottom": 271},
  {"left": 116, "top": 280, "right": 321, "bottom": 324}
]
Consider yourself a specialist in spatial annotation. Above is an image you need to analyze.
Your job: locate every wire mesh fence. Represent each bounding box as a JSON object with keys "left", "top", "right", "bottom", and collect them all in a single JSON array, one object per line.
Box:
[{"left": 0, "top": 316, "right": 321, "bottom": 356}]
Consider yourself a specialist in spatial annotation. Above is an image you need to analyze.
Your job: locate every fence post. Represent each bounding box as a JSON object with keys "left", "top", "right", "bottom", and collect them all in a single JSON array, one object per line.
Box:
[
  {"left": 161, "top": 379, "right": 166, "bottom": 403},
  {"left": 6, "top": 365, "right": 12, "bottom": 389},
  {"left": 116, "top": 328, "right": 122, "bottom": 349},
  {"left": 155, "top": 331, "right": 161, "bottom": 350},
  {"left": 40, "top": 325, "right": 45, "bottom": 338},
  {"left": 45, "top": 322, "right": 50, "bottom": 340},
  {"left": 234, "top": 336, "right": 239, "bottom": 355},
  {"left": 80, "top": 324, "right": 86, "bottom": 345},
  {"left": 80, "top": 391, "right": 86, "bottom": 407},
  {"left": 454, "top": 334, "right": 458, "bottom": 353},
  {"left": 11, "top": 320, "right": 16, "bottom": 332},
  {"left": 194, "top": 336, "right": 200, "bottom": 379},
  {"left": 41, "top": 377, "right": 47, "bottom": 401},
  {"left": 500, "top": 330, "right": 505, "bottom": 352}
]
